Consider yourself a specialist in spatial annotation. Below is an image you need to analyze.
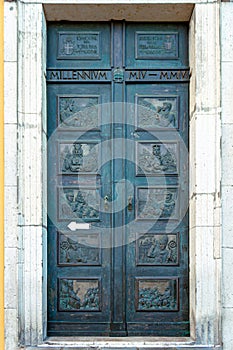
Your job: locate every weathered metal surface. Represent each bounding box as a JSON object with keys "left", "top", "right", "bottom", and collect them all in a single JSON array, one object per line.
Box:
[
  {"left": 46, "top": 68, "right": 190, "bottom": 82},
  {"left": 136, "top": 233, "right": 178, "bottom": 266},
  {"left": 136, "top": 278, "right": 178, "bottom": 311},
  {"left": 57, "top": 31, "right": 101, "bottom": 59},
  {"left": 136, "top": 142, "right": 178, "bottom": 175},
  {"left": 58, "top": 232, "right": 101, "bottom": 265},
  {"left": 135, "top": 32, "right": 179, "bottom": 59},
  {"left": 58, "top": 278, "right": 100, "bottom": 311},
  {"left": 136, "top": 187, "right": 178, "bottom": 220},
  {"left": 47, "top": 21, "right": 189, "bottom": 337}
]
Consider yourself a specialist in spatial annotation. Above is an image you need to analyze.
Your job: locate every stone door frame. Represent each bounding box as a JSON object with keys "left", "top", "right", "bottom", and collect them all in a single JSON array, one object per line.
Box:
[{"left": 10, "top": 1, "right": 222, "bottom": 348}]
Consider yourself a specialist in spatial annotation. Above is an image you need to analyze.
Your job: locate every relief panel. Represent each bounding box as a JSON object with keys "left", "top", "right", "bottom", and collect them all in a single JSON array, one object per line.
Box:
[
  {"left": 136, "top": 95, "right": 178, "bottom": 129},
  {"left": 137, "top": 142, "right": 178, "bottom": 176},
  {"left": 136, "top": 187, "right": 178, "bottom": 220},
  {"left": 136, "top": 32, "right": 178, "bottom": 60},
  {"left": 58, "top": 279, "right": 100, "bottom": 311},
  {"left": 57, "top": 95, "right": 100, "bottom": 129},
  {"left": 58, "top": 32, "right": 101, "bottom": 59},
  {"left": 58, "top": 232, "right": 101, "bottom": 265},
  {"left": 58, "top": 187, "right": 100, "bottom": 221},
  {"left": 59, "top": 142, "right": 99, "bottom": 174},
  {"left": 136, "top": 278, "right": 178, "bottom": 311},
  {"left": 136, "top": 233, "right": 178, "bottom": 265}
]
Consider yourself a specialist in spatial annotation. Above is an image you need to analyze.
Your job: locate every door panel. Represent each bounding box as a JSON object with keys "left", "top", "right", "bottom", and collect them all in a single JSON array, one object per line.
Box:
[
  {"left": 47, "top": 22, "right": 111, "bottom": 69},
  {"left": 47, "top": 79, "right": 113, "bottom": 334},
  {"left": 124, "top": 82, "right": 189, "bottom": 335},
  {"left": 125, "top": 23, "right": 189, "bottom": 69},
  {"left": 47, "top": 21, "right": 189, "bottom": 337}
]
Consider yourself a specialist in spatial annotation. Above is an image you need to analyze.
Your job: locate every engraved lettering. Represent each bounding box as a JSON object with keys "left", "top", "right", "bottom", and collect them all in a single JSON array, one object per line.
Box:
[
  {"left": 58, "top": 32, "right": 100, "bottom": 60},
  {"left": 47, "top": 70, "right": 109, "bottom": 81},
  {"left": 77, "top": 71, "right": 86, "bottom": 80},
  {"left": 98, "top": 71, "right": 107, "bottom": 80},
  {"left": 159, "top": 70, "right": 189, "bottom": 81},
  {"left": 170, "top": 71, "right": 180, "bottom": 79},
  {"left": 129, "top": 71, "right": 138, "bottom": 80},
  {"left": 63, "top": 71, "right": 72, "bottom": 80},
  {"left": 48, "top": 69, "right": 188, "bottom": 82},
  {"left": 181, "top": 70, "right": 189, "bottom": 79},
  {"left": 92, "top": 71, "right": 99, "bottom": 79},
  {"left": 160, "top": 71, "right": 169, "bottom": 80},
  {"left": 72, "top": 71, "right": 78, "bottom": 79},
  {"left": 83, "top": 71, "right": 91, "bottom": 79},
  {"left": 50, "top": 71, "right": 60, "bottom": 80},
  {"left": 129, "top": 71, "right": 147, "bottom": 80},
  {"left": 140, "top": 71, "right": 147, "bottom": 79},
  {"left": 136, "top": 32, "right": 178, "bottom": 59}
]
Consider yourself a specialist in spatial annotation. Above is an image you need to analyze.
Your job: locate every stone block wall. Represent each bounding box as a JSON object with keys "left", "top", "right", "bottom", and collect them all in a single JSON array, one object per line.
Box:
[
  {"left": 221, "top": 3, "right": 233, "bottom": 349},
  {"left": 3, "top": 1, "right": 233, "bottom": 349}
]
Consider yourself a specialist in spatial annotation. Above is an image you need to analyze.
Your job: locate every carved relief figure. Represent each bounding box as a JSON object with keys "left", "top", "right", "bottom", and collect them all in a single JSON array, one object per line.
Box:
[
  {"left": 59, "top": 279, "right": 99, "bottom": 311},
  {"left": 62, "top": 143, "right": 83, "bottom": 172},
  {"left": 59, "top": 97, "right": 99, "bottom": 128},
  {"left": 82, "top": 287, "right": 100, "bottom": 310},
  {"left": 161, "top": 192, "right": 175, "bottom": 218},
  {"left": 60, "top": 188, "right": 99, "bottom": 220},
  {"left": 138, "top": 143, "right": 177, "bottom": 175},
  {"left": 138, "top": 98, "right": 177, "bottom": 128},
  {"left": 138, "top": 280, "right": 177, "bottom": 310},
  {"left": 138, "top": 234, "right": 177, "bottom": 264},
  {"left": 59, "top": 234, "right": 100, "bottom": 264},
  {"left": 59, "top": 279, "right": 81, "bottom": 310},
  {"left": 61, "top": 143, "right": 98, "bottom": 173},
  {"left": 138, "top": 189, "right": 177, "bottom": 219}
]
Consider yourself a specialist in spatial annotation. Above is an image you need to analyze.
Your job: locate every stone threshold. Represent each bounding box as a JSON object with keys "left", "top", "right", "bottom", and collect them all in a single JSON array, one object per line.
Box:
[{"left": 26, "top": 337, "right": 222, "bottom": 350}]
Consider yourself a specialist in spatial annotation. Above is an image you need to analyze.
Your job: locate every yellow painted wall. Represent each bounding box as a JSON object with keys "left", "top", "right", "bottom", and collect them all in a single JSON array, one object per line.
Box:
[{"left": 0, "top": 0, "right": 4, "bottom": 348}]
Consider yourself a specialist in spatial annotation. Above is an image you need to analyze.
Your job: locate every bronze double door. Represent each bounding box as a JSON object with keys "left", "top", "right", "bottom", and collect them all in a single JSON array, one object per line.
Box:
[{"left": 47, "top": 21, "right": 189, "bottom": 336}]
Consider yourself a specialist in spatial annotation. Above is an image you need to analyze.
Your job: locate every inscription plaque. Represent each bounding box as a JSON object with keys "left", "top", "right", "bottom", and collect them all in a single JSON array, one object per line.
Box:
[
  {"left": 58, "top": 32, "right": 100, "bottom": 59},
  {"left": 136, "top": 32, "right": 178, "bottom": 59}
]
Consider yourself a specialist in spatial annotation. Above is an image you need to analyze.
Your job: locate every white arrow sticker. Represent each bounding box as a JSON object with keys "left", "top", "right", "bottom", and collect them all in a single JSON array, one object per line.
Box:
[{"left": 67, "top": 222, "right": 90, "bottom": 231}]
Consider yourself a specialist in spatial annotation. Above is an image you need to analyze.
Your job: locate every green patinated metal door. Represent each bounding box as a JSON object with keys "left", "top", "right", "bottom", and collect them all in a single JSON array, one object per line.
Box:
[{"left": 47, "top": 21, "right": 189, "bottom": 336}]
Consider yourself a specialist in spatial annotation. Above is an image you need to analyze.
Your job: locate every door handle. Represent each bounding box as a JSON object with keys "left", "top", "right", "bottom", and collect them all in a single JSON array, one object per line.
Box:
[
  {"left": 127, "top": 196, "right": 133, "bottom": 211},
  {"left": 104, "top": 195, "right": 109, "bottom": 210}
]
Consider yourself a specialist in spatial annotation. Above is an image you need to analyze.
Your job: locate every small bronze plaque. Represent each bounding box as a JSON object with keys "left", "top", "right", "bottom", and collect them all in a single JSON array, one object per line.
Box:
[
  {"left": 136, "top": 32, "right": 178, "bottom": 59},
  {"left": 58, "top": 32, "right": 100, "bottom": 59}
]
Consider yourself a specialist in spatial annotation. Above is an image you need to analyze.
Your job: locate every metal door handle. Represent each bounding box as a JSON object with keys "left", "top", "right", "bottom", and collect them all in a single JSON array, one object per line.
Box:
[
  {"left": 104, "top": 195, "right": 109, "bottom": 210},
  {"left": 127, "top": 196, "right": 133, "bottom": 211}
]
